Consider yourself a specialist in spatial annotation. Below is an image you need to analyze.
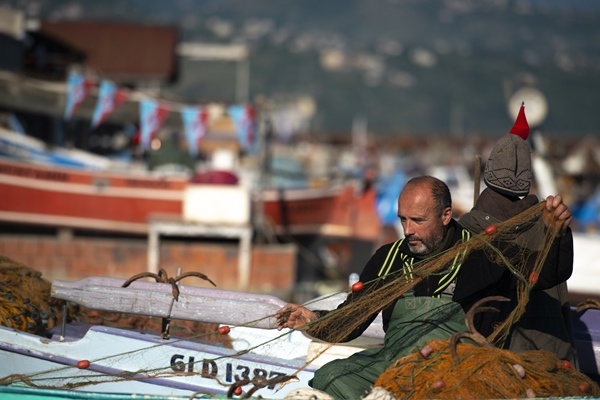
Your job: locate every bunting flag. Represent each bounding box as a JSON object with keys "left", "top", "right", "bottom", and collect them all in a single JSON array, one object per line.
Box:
[
  {"left": 228, "top": 104, "right": 257, "bottom": 153},
  {"left": 181, "top": 105, "right": 209, "bottom": 157},
  {"left": 64, "top": 71, "right": 94, "bottom": 121},
  {"left": 139, "top": 98, "right": 170, "bottom": 150},
  {"left": 91, "top": 79, "right": 129, "bottom": 129},
  {"left": 62, "top": 72, "right": 264, "bottom": 154}
]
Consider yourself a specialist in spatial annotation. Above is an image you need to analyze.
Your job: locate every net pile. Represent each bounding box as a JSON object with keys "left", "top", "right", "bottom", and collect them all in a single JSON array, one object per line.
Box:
[
  {"left": 374, "top": 338, "right": 600, "bottom": 399},
  {"left": 0, "top": 256, "right": 63, "bottom": 335}
]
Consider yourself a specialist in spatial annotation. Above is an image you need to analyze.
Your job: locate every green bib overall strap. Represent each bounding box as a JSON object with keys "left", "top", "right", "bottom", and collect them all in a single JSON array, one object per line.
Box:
[
  {"left": 377, "top": 239, "right": 404, "bottom": 278},
  {"left": 376, "top": 230, "right": 471, "bottom": 297},
  {"left": 433, "top": 228, "right": 471, "bottom": 297}
]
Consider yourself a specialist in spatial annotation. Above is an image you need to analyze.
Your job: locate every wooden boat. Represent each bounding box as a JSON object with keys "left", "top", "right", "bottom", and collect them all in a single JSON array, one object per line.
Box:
[
  {"left": 0, "top": 275, "right": 598, "bottom": 398},
  {"left": 0, "top": 128, "right": 381, "bottom": 242},
  {"left": 0, "top": 276, "right": 383, "bottom": 398},
  {"left": 0, "top": 155, "right": 186, "bottom": 233}
]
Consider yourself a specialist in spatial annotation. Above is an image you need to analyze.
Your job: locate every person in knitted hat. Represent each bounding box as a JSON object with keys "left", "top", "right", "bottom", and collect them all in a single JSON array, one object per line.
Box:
[
  {"left": 483, "top": 133, "right": 533, "bottom": 197},
  {"left": 483, "top": 102, "right": 532, "bottom": 197},
  {"left": 460, "top": 102, "right": 578, "bottom": 366}
]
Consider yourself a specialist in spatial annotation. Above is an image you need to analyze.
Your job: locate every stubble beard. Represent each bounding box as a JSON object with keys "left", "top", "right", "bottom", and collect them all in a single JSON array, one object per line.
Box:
[{"left": 407, "top": 226, "right": 445, "bottom": 256}]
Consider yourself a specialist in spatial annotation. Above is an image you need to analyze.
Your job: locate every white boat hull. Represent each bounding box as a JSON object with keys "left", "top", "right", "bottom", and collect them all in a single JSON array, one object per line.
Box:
[
  {"left": 0, "top": 277, "right": 597, "bottom": 396},
  {"left": 0, "top": 323, "right": 320, "bottom": 397},
  {"left": 0, "top": 279, "right": 380, "bottom": 398}
]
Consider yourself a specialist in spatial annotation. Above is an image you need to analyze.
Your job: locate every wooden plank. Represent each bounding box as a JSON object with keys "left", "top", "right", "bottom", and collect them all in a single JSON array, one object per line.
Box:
[{"left": 51, "top": 277, "right": 285, "bottom": 329}]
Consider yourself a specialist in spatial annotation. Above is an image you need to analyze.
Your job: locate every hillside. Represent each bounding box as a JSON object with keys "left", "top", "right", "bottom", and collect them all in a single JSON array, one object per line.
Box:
[{"left": 8, "top": 0, "right": 600, "bottom": 138}]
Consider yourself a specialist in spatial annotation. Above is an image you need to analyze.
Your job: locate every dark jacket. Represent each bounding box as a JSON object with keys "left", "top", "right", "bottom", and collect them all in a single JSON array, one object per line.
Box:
[
  {"left": 460, "top": 187, "right": 577, "bottom": 363},
  {"left": 459, "top": 188, "right": 574, "bottom": 290}
]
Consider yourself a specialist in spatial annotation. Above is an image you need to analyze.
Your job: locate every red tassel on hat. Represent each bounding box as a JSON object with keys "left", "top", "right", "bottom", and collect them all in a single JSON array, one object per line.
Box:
[{"left": 510, "top": 102, "right": 530, "bottom": 140}]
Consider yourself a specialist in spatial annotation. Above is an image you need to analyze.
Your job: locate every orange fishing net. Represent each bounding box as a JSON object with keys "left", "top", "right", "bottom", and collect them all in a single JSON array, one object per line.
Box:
[
  {"left": 1, "top": 199, "right": 598, "bottom": 398},
  {"left": 374, "top": 337, "right": 600, "bottom": 399}
]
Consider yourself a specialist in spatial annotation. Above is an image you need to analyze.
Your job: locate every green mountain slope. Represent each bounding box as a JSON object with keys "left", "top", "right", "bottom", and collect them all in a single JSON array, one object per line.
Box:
[{"left": 10, "top": 0, "right": 600, "bottom": 138}]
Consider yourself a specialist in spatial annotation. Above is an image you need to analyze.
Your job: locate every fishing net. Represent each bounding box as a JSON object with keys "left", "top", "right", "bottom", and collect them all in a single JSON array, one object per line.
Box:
[
  {"left": 1, "top": 199, "right": 599, "bottom": 398},
  {"left": 374, "top": 337, "right": 600, "bottom": 399},
  {"left": 305, "top": 201, "right": 562, "bottom": 346},
  {"left": 0, "top": 255, "right": 63, "bottom": 335},
  {"left": 299, "top": 201, "right": 600, "bottom": 398}
]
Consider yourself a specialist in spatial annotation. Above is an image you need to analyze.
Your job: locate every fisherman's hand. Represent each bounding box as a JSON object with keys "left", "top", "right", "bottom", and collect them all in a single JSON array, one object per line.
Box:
[
  {"left": 544, "top": 194, "right": 572, "bottom": 232},
  {"left": 276, "top": 303, "right": 317, "bottom": 331}
]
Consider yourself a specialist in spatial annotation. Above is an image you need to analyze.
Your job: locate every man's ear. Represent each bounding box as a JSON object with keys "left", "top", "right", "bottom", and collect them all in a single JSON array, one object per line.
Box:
[{"left": 441, "top": 207, "right": 453, "bottom": 225}]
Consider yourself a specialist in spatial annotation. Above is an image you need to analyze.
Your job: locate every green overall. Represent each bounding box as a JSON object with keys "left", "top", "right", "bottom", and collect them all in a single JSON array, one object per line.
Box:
[{"left": 309, "top": 237, "right": 470, "bottom": 399}]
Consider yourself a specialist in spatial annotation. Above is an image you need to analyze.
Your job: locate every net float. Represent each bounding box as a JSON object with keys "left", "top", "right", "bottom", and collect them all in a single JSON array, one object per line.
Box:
[
  {"left": 351, "top": 281, "right": 364, "bottom": 292},
  {"left": 485, "top": 225, "right": 497, "bottom": 235},
  {"left": 528, "top": 272, "right": 539, "bottom": 285},
  {"left": 218, "top": 325, "right": 230, "bottom": 335}
]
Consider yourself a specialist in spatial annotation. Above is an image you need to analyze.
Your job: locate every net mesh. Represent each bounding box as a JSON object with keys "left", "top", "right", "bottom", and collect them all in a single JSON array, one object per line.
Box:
[
  {"left": 0, "top": 255, "right": 63, "bottom": 335},
  {"left": 304, "top": 202, "right": 562, "bottom": 346}
]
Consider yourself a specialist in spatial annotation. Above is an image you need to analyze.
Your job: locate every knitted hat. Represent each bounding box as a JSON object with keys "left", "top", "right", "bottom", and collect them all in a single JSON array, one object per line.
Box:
[{"left": 483, "top": 104, "right": 532, "bottom": 197}]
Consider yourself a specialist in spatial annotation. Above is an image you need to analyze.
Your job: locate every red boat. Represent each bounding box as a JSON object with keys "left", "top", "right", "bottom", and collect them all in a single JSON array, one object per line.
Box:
[{"left": 0, "top": 156, "right": 381, "bottom": 243}]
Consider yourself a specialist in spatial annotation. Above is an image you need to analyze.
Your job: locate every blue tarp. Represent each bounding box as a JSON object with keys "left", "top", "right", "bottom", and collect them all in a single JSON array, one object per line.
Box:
[
  {"left": 376, "top": 170, "right": 406, "bottom": 226},
  {"left": 573, "top": 186, "right": 600, "bottom": 228}
]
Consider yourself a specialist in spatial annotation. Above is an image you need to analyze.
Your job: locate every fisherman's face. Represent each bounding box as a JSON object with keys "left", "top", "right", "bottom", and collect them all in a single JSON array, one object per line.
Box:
[{"left": 397, "top": 184, "right": 451, "bottom": 256}]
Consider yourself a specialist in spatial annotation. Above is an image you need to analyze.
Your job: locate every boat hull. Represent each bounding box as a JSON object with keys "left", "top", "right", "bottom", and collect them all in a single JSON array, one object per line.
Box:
[
  {"left": 0, "top": 277, "right": 598, "bottom": 397},
  {"left": 0, "top": 157, "right": 186, "bottom": 234},
  {"left": 0, "top": 323, "right": 318, "bottom": 398},
  {"left": 0, "top": 156, "right": 380, "bottom": 241}
]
